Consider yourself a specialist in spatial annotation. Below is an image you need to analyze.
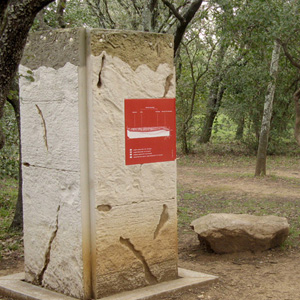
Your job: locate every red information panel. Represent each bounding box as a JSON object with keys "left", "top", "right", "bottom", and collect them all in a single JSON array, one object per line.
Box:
[{"left": 125, "top": 98, "right": 176, "bottom": 165}]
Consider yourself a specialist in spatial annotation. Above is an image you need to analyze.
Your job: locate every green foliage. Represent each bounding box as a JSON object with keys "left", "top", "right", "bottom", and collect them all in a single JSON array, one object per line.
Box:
[
  {"left": 0, "top": 177, "right": 22, "bottom": 261},
  {"left": 211, "top": 113, "right": 237, "bottom": 142},
  {"left": 0, "top": 178, "right": 18, "bottom": 225},
  {"left": 176, "top": 37, "right": 209, "bottom": 153},
  {"left": 177, "top": 0, "right": 299, "bottom": 153},
  {"left": 85, "top": 0, "right": 185, "bottom": 32},
  {"left": 32, "top": 0, "right": 99, "bottom": 30},
  {"left": 0, "top": 103, "right": 19, "bottom": 179}
]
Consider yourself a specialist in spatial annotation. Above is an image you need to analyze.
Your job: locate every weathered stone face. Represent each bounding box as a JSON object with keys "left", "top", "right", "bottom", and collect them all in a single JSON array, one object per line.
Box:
[
  {"left": 20, "top": 29, "right": 86, "bottom": 299},
  {"left": 20, "top": 28, "right": 177, "bottom": 299},
  {"left": 89, "top": 30, "right": 174, "bottom": 71},
  {"left": 88, "top": 29, "right": 177, "bottom": 298},
  {"left": 191, "top": 213, "right": 290, "bottom": 254}
]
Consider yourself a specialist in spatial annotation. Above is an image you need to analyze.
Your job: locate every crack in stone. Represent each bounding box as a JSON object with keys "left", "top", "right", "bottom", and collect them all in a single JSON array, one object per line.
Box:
[
  {"left": 35, "top": 105, "right": 48, "bottom": 151},
  {"left": 37, "top": 205, "right": 61, "bottom": 285},
  {"left": 97, "top": 54, "right": 105, "bottom": 88},
  {"left": 22, "top": 162, "right": 78, "bottom": 173},
  {"left": 154, "top": 204, "right": 169, "bottom": 239},
  {"left": 163, "top": 74, "right": 173, "bottom": 97},
  {"left": 119, "top": 237, "right": 158, "bottom": 285}
]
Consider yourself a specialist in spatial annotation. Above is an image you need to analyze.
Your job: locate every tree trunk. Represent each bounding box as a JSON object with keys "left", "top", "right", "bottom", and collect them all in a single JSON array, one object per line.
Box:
[
  {"left": 10, "top": 155, "right": 23, "bottom": 229},
  {"left": 253, "top": 112, "right": 261, "bottom": 142},
  {"left": 181, "top": 124, "right": 189, "bottom": 154},
  {"left": 0, "top": 126, "right": 4, "bottom": 149},
  {"left": 0, "top": 0, "right": 54, "bottom": 152},
  {"left": 279, "top": 41, "right": 300, "bottom": 147},
  {"left": 255, "top": 40, "right": 281, "bottom": 176},
  {"left": 235, "top": 116, "right": 245, "bottom": 141},
  {"left": 199, "top": 85, "right": 226, "bottom": 143},
  {"left": 198, "top": 41, "right": 227, "bottom": 144},
  {"left": 199, "top": 109, "right": 218, "bottom": 144},
  {"left": 7, "top": 79, "right": 23, "bottom": 229},
  {"left": 294, "top": 88, "right": 300, "bottom": 146}
]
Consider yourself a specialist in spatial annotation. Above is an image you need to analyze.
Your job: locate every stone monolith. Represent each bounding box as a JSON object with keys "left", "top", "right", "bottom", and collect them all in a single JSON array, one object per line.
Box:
[{"left": 20, "top": 28, "right": 177, "bottom": 299}]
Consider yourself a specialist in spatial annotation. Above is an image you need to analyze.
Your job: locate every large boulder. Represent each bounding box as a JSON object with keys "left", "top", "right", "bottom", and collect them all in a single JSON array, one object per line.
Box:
[{"left": 190, "top": 213, "right": 290, "bottom": 254}]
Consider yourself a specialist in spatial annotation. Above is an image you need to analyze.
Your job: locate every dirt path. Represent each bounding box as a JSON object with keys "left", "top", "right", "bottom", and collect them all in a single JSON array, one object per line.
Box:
[
  {"left": 170, "top": 157, "right": 300, "bottom": 300},
  {"left": 178, "top": 165, "right": 300, "bottom": 199},
  {"left": 174, "top": 235, "right": 300, "bottom": 300}
]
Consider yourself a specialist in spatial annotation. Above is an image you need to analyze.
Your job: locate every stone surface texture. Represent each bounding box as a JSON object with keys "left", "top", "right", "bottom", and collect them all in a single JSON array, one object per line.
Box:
[
  {"left": 0, "top": 270, "right": 217, "bottom": 300},
  {"left": 87, "top": 30, "right": 177, "bottom": 298},
  {"left": 20, "top": 28, "right": 177, "bottom": 299},
  {"left": 20, "top": 29, "right": 86, "bottom": 299},
  {"left": 191, "top": 213, "right": 290, "bottom": 254}
]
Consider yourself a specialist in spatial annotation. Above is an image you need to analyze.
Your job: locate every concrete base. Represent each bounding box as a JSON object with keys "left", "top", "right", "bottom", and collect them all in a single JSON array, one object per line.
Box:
[{"left": 0, "top": 269, "right": 217, "bottom": 300}]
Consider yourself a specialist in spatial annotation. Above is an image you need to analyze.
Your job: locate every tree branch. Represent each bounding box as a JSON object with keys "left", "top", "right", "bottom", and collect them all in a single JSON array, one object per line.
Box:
[
  {"left": 196, "top": 42, "right": 216, "bottom": 81},
  {"left": 173, "top": 0, "right": 203, "bottom": 56},
  {"left": 280, "top": 41, "right": 300, "bottom": 70},
  {"left": 86, "top": 0, "right": 107, "bottom": 28},
  {"left": 161, "top": 0, "right": 184, "bottom": 23},
  {"left": 57, "top": 0, "right": 66, "bottom": 28},
  {"left": 103, "top": 0, "right": 115, "bottom": 28},
  {"left": 116, "top": 0, "right": 130, "bottom": 11},
  {"left": 150, "top": 0, "right": 159, "bottom": 31},
  {"left": 150, "top": 0, "right": 158, "bottom": 11},
  {"left": 182, "top": 0, "right": 203, "bottom": 23},
  {"left": 130, "top": 0, "right": 142, "bottom": 15},
  {"left": 158, "top": 13, "right": 176, "bottom": 33}
]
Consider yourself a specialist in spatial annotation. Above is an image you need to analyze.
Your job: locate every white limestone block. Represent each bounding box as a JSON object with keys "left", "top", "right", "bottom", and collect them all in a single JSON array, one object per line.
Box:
[{"left": 20, "top": 28, "right": 177, "bottom": 300}]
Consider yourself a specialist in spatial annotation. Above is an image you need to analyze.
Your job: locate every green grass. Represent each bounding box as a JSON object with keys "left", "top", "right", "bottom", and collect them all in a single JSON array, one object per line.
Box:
[
  {"left": 178, "top": 151, "right": 300, "bottom": 175},
  {"left": 0, "top": 177, "right": 22, "bottom": 260},
  {"left": 177, "top": 150, "right": 255, "bottom": 168},
  {"left": 0, "top": 178, "right": 18, "bottom": 228},
  {"left": 207, "top": 172, "right": 300, "bottom": 186},
  {"left": 177, "top": 155, "right": 300, "bottom": 250},
  {"left": 267, "top": 174, "right": 300, "bottom": 185}
]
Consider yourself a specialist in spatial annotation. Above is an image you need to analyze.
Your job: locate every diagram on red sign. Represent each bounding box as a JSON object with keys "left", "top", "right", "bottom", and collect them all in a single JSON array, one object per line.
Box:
[{"left": 125, "top": 98, "right": 176, "bottom": 165}]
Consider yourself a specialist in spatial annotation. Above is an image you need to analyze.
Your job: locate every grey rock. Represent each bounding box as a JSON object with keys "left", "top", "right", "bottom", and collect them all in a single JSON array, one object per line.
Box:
[{"left": 190, "top": 213, "right": 290, "bottom": 253}]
